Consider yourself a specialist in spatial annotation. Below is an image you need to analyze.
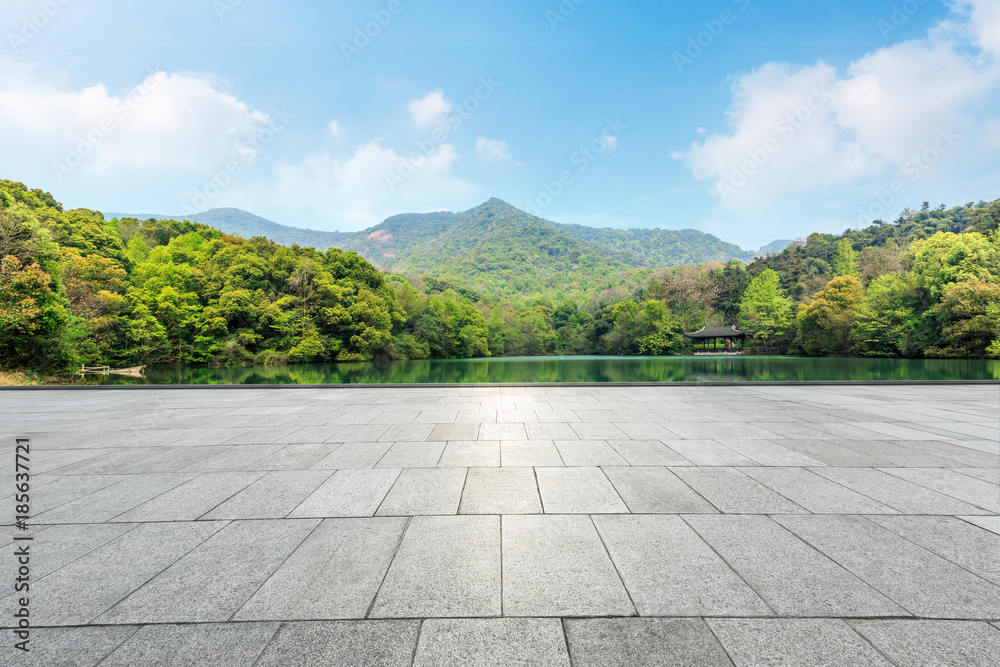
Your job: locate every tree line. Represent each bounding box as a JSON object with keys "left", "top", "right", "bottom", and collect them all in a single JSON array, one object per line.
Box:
[{"left": 1, "top": 178, "right": 997, "bottom": 376}]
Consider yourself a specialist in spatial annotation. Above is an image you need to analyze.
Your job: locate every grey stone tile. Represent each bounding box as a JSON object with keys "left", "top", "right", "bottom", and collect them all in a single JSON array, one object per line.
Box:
[
  {"left": 480, "top": 423, "right": 528, "bottom": 440},
  {"left": 311, "top": 441, "right": 394, "bottom": 469},
  {"left": 603, "top": 467, "right": 717, "bottom": 513},
  {"left": 553, "top": 440, "right": 628, "bottom": 466},
  {"left": 866, "top": 515, "right": 1000, "bottom": 585},
  {"left": 235, "top": 517, "right": 408, "bottom": 620},
  {"left": 774, "top": 439, "right": 896, "bottom": 466},
  {"left": 565, "top": 618, "right": 734, "bottom": 667},
  {"left": 718, "top": 439, "right": 826, "bottom": 466},
  {"left": 534, "top": 409, "right": 581, "bottom": 423},
  {"left": 686, "top": 515, "right": 904, "bottom": 617},
  {"left": 375, "top": 441, "right": 446, "bottom": 468},
  {"left": 377, "top": 468, "right": 466, "bottom": 515},
  {"left": 29, "top": 474, "right": 129, "bottom": 515},
  {"left": 709, "top": 618, "right": 894, "bottom": 667},
  {"left": 460, "top": 466, "right": 541, "bottom": 514},
  {"left": 98, "top": 519, "right": 318, "bottom": 623},
  {"left": 414, "top": 410, "right": 459, "bottom": 424},
  {"left": 371, "top": 515, "right": 501, "bottom": 617},
  {"left": 21, "top": 521, "right": 225, "bottom": 625},
  {"left": 497, "top": 409, "right": 539, "bottom": 423},
  {"left": 378, "top": 424, "right": 436, "bottom": 442},
  {"left": 670, "top": 467, "right": 806, "bottom": 513},
  {"left": 666, "top": 440, "right": 760, "bottom": 466},
  {"left": 180, "top": 444, "right": 286, "bottom": 472},
  {"left": 569, "top": 422, "right": 629, "bottom": 440},
  {"left": 99, "top": 622, "right": 279, "bottom": 666},
  {"left": 810, "top": 467, "right": 990, "bottom": 514},
  {"left": 5, "top": 625, "right": 139, "bottom": 667},
  {"left": 525, "top": 422, "right": 580, "bottom": 440},
  {"left": 880, "top": 468, "right": 1000, "bottom": 512},
  {"left": 573, "top": 409, "right": 622, "bottom": 423},
  {"left": 851, "top": 620, "right": 1000, "bottom": 667},
  {"left": 960, "top": 516, "right": 1000, "bottom": 534},
  {"left": 615, "top": 422, "right": 679, "bottom": 440},
  {"left": 502, "top": 515, "right": 635, "bottom": 617},
  {"left": 665, "top": 422, "right": 784, "bottom": 439},
  {"left": 413, "top": 618, "right": 571, "bottom": 667},
  {"left": 536, "top": 467, "right": 629, "bottom": 514},
  {"left": 33, "top": 473, "right": 195, "bottom": 524},
  {"left": 168, "top": 427, "right": 253, "bottom": 446},
  {"left": 892, "top": 440, "right": 1000, "bottom": 467},
  {"left": 246, "top": 443, "right": 341, "bottom": 470},
  {"left": 429, "top": 423, "right": 481, "bottom": 441},
  {"left": 501, "top": 440, "right": 563, "bottom": 466},
  {"left": 740, "top": 467, "right": 899, "bottom": 514},
  {"left": 775, "top": 515, "right": 1000, "bottom": 618},
  {"left": 274, "top": 424, "right": 347, "bottom": 444},
  {"left": 112, "top": 471, "right": 264, "bottom": 522},
  {"left": 6, "top": 523, "right": 134, "bottom": 581},
  {"left": 594, "top": 515, "right": 770, "bottom": 616},
  {"left": 607, "top": 440, "right": 692, "bottom": 465},
  {"left": 255, "top": 620, "right": 419, "bottom": 667},
  {"left": 954, "top": 467, "right": 1000, "bottom": 484},
  {"left": 202, "top": 470, "right": 334, "bottom": 519},
  {"left": 289, "top": 469, "right": 400, "bottom": 517},
  {"left": 439, "top": 440, "right": 500, "bottom": 467},
  {"left": 329, "top": 424, "right": 391, "bottom": 442}
]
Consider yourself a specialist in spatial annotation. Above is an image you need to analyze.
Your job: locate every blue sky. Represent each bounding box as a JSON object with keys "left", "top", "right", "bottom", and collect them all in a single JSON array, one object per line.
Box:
[{"left": 1, "top": 0, "right": 998, "bottom": 249}]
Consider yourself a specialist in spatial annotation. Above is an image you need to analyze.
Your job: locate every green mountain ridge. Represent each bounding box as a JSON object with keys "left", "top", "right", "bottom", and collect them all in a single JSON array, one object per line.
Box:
[{"left": 106, "top": 198, "right": 759, "bottom": 299}]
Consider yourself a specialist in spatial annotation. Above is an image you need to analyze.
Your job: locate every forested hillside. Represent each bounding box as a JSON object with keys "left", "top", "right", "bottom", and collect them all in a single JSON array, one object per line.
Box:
[
  {"left": 110, "top": 199, "right": 759, "bottom": 299},
  {"left": 2, "top": 178, "right": 998, "bottom": 378}
]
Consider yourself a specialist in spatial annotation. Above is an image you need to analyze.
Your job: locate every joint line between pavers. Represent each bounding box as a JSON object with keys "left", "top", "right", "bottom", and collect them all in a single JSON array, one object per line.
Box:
[
  {"left": 371, "top": 469, "right": 405, "bottom": 517},
  {"left": 876, "top": 467, "right": 997, "bottom": 514},
  {"left": 588, "top": 514, "right": 639, "bottom": 618},
  {"left": 365, "top": 515, "right": 412, "bottom": 619},
  {"left": 804, "top": 467, "right": 908, "bottom": 514}
]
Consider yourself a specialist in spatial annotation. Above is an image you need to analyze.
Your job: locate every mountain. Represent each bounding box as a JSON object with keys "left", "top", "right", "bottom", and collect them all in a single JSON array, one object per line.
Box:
[
  {"left": 106, "top": 199, "right": 758, "bottom": 298},
  {"left": 759, "top": 239, "right": 794, "bottom": 255}
]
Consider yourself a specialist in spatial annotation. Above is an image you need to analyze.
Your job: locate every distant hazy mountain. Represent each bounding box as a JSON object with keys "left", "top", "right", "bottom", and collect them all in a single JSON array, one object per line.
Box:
[
  {"left": 759, "top": 239, "right": 794, "bottom": 255},
  {"left": 106, "top": 199, "right": 758, "bottom": 298}
]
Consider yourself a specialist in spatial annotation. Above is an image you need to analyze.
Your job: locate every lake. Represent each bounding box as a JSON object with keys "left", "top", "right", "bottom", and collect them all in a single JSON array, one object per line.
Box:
[{"left": 77, "top": 355, "right": 1000, "bottom": 385}]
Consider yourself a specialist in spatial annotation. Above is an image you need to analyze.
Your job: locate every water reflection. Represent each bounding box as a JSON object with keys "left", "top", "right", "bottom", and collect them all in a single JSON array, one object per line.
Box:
[{"left": 78, "top": 356, "right": 1000, "bottom": 385}]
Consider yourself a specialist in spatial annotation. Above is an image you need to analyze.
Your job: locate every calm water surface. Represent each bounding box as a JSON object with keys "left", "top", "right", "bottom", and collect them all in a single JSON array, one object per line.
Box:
[{"left": 78, "top": 356, "right": 1000, "bottom": 385}]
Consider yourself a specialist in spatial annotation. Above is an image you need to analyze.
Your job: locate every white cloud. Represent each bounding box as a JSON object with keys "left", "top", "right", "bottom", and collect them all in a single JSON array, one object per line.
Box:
[
  {"left": 408, "top": 89, "right": 452, "bottom": 127},
  {"left": 954, "top": 0, "right": 1000, "bottom": 58},
  {"left": 257, "top": 138, "right": 478, "bottom": 230},
  {"left": 673, "top": 6, "right": 1000, "bottom": 245},
  {"left": 327, "top": 119, "right": 340, "bottom": 137},
  {"left": 0, "top": 59, "right": 270, "bottom": 179},
  {"left": 476, "top": 137, "right": 514, "bottom": 162}
]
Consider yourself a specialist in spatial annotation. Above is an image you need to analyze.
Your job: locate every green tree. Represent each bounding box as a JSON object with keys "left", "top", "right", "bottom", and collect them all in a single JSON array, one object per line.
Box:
[
  {"left": 795, "top": 275, "right": 864, "bottom": 356},
  {"left": 738, "top": 269, "right": 794, "bottom": 352},
  {"left": 925, "top": 279, "right": 1000, "bottom": 358},
  {"left": 831, "top": 239, "right": 860, "bottom": 279},
  {"left": 0, "top": 256, "right": 73, "bottom": 371},
  {"left": 852, "top": 272, "right": 920, "bottom": 357}
]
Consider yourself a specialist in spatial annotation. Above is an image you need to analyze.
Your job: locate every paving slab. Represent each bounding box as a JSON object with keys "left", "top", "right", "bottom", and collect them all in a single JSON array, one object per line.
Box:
[
  {"left": 850, "top": 620, "right": 1000, "bottom": 667},
  {"left": 17, "top": 521, "right": 225, "bottom": 625},
  {"left": 718, "top": 439, "right": 826, "bottom": 466},
  {"left": 289, "top": 468, "right": 400, "bottom": 517},
  {"left": 708, "top": 618, "right": 894, "bottom": 667},
  {"left": 773, "top": 439, "right": 897, "bottom": 467},
  {"left": 553, "top": 440, "right": 628, "bottom": 466},
  {"left": 202, "top": 470, "right": 334, "bottom": 519},
  {"left": 438, "top": 440, "right": 500, "bottom": 467},
  {"left": 775, "top": 515, "right": 1000, "bottom": 619},
  {"left": 235, "top": 517, "right": 407, "bottom": 620},
  {"left": 112, "top": 471, "right": 265, "bottom": 521},
  {"left": 565, "top": 618, "right": 734, "bottom": 667},
  {"left": 739, "top": 467, "right": 899, "bottom": 514},
  {"left": 879, "top": 467, "right": 1000, "bottom": 512},
  {"left": 664, "top": 440, "right": 760, "bottom": 466},
  {"left": 535, "top": 467, "right": 629, "bottom": 514},
  {"left": 459, "top": 467, "right": 542, "bottom": 514},
  {"left": 376, "top": 467, "right": 466, "bottom": 515},
  {"left": 670, "top": 467, "right": 806, "bottom": 513},
  {"left": 33, "top": 473, "right": 195, "bottom": 524},
  {"left": 4, "top": 625, "right": 139, "bottom": 667},
  {"left": 255, "top": 620, "right": 419, "bottom": 666},
  {"left": 810, "top": 467, "right": 992, "bottom": 514},
  {"left": 375, "top": 441, "right": 447, "bottom": 468},
  {"left": 606, "top": 439, "right": 692, "bottom": 465},
  {"left": 500, "top": 440, "right": 563, "bottom": 466},
  {"left": 100, "top": 622, "right": 280, "bottom": 666},
  {"left": 593, "top": 515, "right": 771, "bottom": 616},
  {"left": 371, "top": 515, "right": 501, "bottom": 617},
  {"left": 865, "top": 515, "right": 1000, "bottom": 585},
  {"left": 960, "top": 515, "right": 1000, "bottom": 534},
  {"left": 603, "top": 467, "right": 717, "bottom": 513},
  {"left": 245, "top": 443, "right": 341, "bottom": 470},
  {"left": 413, "top": 618, "right": 571, "bottom": 667},
  {"left": 502, "top": 515, "right": 635, "bottom": 617},
  {"left": 685, "top": 515, "right": 905, "bottom": 617},
  {"left": 311, "top": 441, "right": 394, "bottom": 469}
]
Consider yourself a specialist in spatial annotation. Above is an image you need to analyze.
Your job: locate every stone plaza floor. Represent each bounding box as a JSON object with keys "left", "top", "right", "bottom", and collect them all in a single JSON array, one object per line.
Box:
[{"left": 1, "top": 383, "right": 998, "bottom": 666}]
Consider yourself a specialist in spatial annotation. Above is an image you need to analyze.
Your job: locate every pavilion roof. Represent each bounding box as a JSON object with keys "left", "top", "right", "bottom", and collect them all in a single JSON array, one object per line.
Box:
[{"left": 683, "top": 325, "right": 747, "bottom": 339}]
